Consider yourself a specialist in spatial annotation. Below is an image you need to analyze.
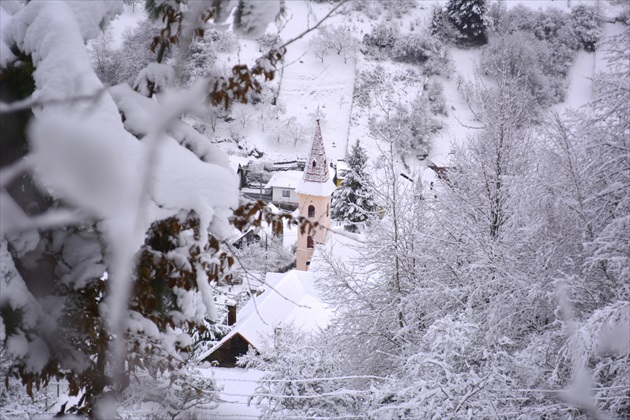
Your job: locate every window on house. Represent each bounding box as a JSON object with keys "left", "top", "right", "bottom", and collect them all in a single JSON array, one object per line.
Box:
[
  {"left": 307, "top": 236, "right": 314, "bottom": 249},
  {"left": 282, "top": 190, "right": 290, "bottom": 198},
  {"left": 308, "top": 205, "right": 315, "bottom": 218}
]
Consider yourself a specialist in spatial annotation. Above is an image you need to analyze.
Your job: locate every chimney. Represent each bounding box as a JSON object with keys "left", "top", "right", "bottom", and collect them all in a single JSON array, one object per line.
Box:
[{"left": 226, "top": 299, "right": 237, "bottom": 326}]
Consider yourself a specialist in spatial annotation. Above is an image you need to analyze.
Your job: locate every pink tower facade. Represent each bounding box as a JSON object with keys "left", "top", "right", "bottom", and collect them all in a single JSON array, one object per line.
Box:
[{"left": 295, "top": 121, "right": 337, "bottom": 271}]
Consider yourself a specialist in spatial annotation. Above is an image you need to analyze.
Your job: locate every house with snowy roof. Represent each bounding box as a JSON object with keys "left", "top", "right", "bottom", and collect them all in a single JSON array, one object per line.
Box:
[
  {"left": 199, "top": 270, "right": 329, "bottom": 367},
  {"left": 264, "top": 170, "right": 303, "bottom": 209}
]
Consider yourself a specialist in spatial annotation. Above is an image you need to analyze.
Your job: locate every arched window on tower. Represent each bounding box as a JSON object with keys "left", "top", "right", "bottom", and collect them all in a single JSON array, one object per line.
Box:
[
  {"left": 326, "top": 203, "right": 329, "bottom": 217},
  {"left": 308, "top": 205, "right": 315, "bottom": 218},
  {"left": 312, "top": 160, "right": 316, "bottom": 168},
  {"left": 307, "top": 236, "right": 314, "bottom": 249}
]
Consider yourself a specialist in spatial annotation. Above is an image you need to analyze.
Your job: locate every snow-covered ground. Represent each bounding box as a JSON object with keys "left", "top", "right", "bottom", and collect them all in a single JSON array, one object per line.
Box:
[{"left": 201, "top": 367, "right": 265, "bottom": 419}]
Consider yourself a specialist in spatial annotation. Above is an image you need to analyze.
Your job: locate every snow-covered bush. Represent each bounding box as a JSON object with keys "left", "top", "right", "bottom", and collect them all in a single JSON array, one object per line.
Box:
[
  {"left": 92, "top": 18, "right": 164, "bottom": 87},
  {"left": 310, "top": 25, "right": 358, "bottom": 64},
  {"left": 570, "top": 4, "right": 602, "bottom": 52},
  {"left": 232, "top": 235, "right": 295, "bottom": 274},
  {"left": 240, "top": 326, "right": 364, "bottom": 418},
  {"left": 353, "top": 65, "right": 387, "bottom": 108},
  {"left": 482, "top": 31, "right": 566, "bottom": 109},
  {"left": 482, "top": 3, "right": 602, "bottom": 110},
  {"left": 369, "top": 93, "right": 442, "bottom": 156},
  {"left": 490, "top": 4, "right": 600, "bottom": 53},
  {"left": 362, "top": 21, "right": 400, "bottom": 50},
  {"left": 381, "top": 0, "right": 417, "bottom": 20},
  {"left": 424, "top": 78, "right": 447, "bottom": 116},
  {"left": 392, "top": 32, "right": 450, "bottom": 76},
  {"left": 257, "top": 33, "right": 282, "bottom": 52},
  {"left": 117, "top": 367, "right": 220, "bottom": 419},
  {"left": 179, "top": 29, "right": 239, "bottom": 86},
  {"left": 369, "top": 315, "right": 516, "bottom": 418}
]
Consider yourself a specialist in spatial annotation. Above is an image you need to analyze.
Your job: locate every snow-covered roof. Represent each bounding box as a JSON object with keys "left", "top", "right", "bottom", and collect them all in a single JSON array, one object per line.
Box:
[
  {"left": 336, "top": 160, "right": 349, "bottom": 173},
  {"left": 428, "top": 152, "right": 454, "bottom": 169},
  {"left": 264, "top": 170, "right": 303, "bottom": 189},
  {"left": 295, "top": 178, "right": 337, "bottom": 197},
  {"left": 199, "top": 270, "right": 330, "bottom": 361}
]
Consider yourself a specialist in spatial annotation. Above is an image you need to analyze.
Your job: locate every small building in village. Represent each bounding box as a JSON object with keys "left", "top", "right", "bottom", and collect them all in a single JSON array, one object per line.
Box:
[{"left": 264, "top": 170, "right": 303, "bottom": 209}]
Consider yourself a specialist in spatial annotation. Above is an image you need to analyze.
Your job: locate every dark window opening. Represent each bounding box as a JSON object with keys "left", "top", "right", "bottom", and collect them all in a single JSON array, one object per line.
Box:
[
  {"left": 307, "top": 236, "right": 314, "bottom": 249},
  {"left": 312, "top": 160, "right": 316, "bottom": 168},
  {"left": 326, "top": 203, "right": 329, "bottom": 217},
  {"left": 308, "top": 205, "right": 315, "bottom": 218}
]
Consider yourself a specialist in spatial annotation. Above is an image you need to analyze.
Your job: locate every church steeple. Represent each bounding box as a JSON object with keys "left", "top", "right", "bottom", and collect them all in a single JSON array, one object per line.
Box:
[
  {"left": 303, "top": 120, "right": 330, "bottom": 183},
  {"left": 295, "top": 120, "right": 337, "bottom": 198},
  {"left": 295, "top": 120, "right": 336, "bottom": 271}
]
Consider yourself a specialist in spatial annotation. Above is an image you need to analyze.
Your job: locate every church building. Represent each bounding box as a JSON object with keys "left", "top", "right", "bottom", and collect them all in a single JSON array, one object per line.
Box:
[{"left": 295, "top": 120, "right": 337, "bottom": 271}]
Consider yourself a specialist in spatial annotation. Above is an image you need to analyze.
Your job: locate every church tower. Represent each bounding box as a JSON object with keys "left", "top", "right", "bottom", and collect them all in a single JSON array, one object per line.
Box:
[{"left": 295, "top": 120, "right": 337, "bottom": 271}]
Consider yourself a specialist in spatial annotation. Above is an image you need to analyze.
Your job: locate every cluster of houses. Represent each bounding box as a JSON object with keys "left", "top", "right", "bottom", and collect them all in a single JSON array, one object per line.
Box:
[
  {"left": 209, "top": 121, "right": 451, "bottom": 367},
  {"left": 202, "top": 121, "right": 338, "bottom": 366}
]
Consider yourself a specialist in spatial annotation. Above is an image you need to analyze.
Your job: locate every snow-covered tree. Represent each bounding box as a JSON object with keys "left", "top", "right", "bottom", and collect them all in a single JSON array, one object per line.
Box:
[
  {"left": 331, "top": 139, "right": 376, "bottom": 232},
  {"left": 430, "top": 3, "right": 460, "bottom": 43},
  {"left": 570, "top": 4, "right": 602, "bottom": 52},
  {"left": 240, "top": 326, "right": 363, "bottom": 418},
  {"left": 311, "top": 25, "right": 358, "bottom": 64},
  {"left": 445, "top": 0, "right": 488, "bottom": 45},
  {"left": 369, "top": 91, "right": 442, "bottom": 158},
  {"left": 0, "top": 0, "right": 288, "bottom": 416}
]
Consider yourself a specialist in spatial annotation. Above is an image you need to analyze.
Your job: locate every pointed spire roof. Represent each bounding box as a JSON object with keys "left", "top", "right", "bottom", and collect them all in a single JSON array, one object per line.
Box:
[
  {"left": 295, "top": 120, "right": 337, "bottom": 197},
  {"left": 302, "top": 120, "right": 329, "bottom": 183}
]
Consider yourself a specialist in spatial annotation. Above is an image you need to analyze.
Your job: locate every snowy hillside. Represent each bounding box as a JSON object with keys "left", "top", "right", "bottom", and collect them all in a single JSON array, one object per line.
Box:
[{"left": 1, "top": 0, "right": 629, "bottom": 418}]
